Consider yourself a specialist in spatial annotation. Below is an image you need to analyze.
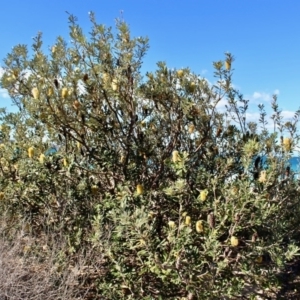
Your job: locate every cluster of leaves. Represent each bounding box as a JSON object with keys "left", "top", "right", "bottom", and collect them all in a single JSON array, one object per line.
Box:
[{"left": 1, "top": 13, "right": 300, "bottom": 299}]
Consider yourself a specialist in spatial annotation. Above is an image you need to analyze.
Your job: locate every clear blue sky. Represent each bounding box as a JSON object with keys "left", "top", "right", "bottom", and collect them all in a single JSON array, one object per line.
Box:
[{"left": 0, "top": 0, "right": 299, "bottom": 121}]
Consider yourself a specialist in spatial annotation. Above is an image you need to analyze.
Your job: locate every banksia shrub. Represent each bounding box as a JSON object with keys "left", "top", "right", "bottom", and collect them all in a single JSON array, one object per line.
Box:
[{"left": 0, "top": 12, "right": 300, "bottom": 300}]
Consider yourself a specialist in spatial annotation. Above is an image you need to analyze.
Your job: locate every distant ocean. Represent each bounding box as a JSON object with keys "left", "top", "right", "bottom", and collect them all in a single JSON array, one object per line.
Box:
[
  {"left": 253, "top": 156, "right": 300, "bottom": 179},
  {"left": 289, "top": 157, "right": 300, "bottom": 178}
]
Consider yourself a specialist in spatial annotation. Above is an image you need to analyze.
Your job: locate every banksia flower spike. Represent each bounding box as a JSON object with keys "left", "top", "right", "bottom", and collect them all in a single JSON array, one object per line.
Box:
[
  {"left": 185, "top": 216, "right": 191, "bottom": 226},
  {"left": 63, "top": 157, "right": 68, "bottom": 167},
  {"left": 230, "top": 236, "right": 239, "bottom": 247},
  {"left": 168, "top": 220, "right": 176, "bottom": 229},
  {"left": 177, "top": 69, "right": 184, "bottom": 78},
  {"left": 47, "top": 87, "right": 54, "bottom": 97},
  {"left": 283, "top": 137, "right": 292, "bottom": 152},
  {"left": 39, "top": 153, "right": 45, "bottom": 163},
  {"left": 136, "top": 184, "right": 144, "bottom": 195},
  {"left": 28, "top": 147, "right": 34, "bottom": 158},
  {"left": 0, "top": 192, "right": 4, "bottom": 200},
  {"left": 196, "top": 220, "right": 204, "bottom": 233},
  {"left": 225, "top": 60, "right": 231, "bottom": 71},
  {"left": 172, "top": 150, "right": 180, "bottom": 163},
  {"left": 111, "top": 79, "right": 118, "bottom": 91},
  {"left": 120, "top": 154, "right": 125, "bottom": 164},
  {"left": 91, "top": 185, "right": 99, "bottom": 195},
  {"left": 61, "top": 87, "right": 68, "bottom": 99},
  {"left": 31, "top": 87, "right": 39, "bottom": 100},
  {"left": 199, "top": 189, "right": 208, "bottom": 202},
  {"left": 187, "top": 81, "right": 196, "bottom": 93},
  {"left": 258, "top": 170, "right": 267, "bottom": 183}
]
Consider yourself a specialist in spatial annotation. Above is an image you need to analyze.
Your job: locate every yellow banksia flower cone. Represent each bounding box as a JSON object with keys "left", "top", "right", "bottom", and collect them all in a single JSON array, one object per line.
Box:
[
  {"left": 111, "top": 79, "right": 118, "bottom": 91},
  {"left": 136, "top": 184, "right": 144, "bottom": 195},
  {"left": 28, "top": 147, "right": 34, "bottom": 158},
  {"left": 266, "top": 139, "right": 272, "bottom": 152},
  {"left": 120, "top": 155, "right": 125, "bottom": 164},
  {"left": 168, "top": 220, "right": 176, "bottom": 229},
  {"left": 283, "top": 137, "right": 292, "bottom": 152},
  {"left": 77, "top": 141, "right": 81, "bottom": 151},
  {"left": 231, "top": 236, "right": 239, "bottom": 247},
  {"left": 172, "top": 150, "right": 180, "bottom": 163},
  {"left": 187, "top": 82, "right": 196, "bottom": 93},
  {"left": 31, "top": 87, "right": 39, "bottom": 100},
  {"left": 47, "top": 87, "right": 53, "bottom": 97},
  {"left": 200, "top": 189, "right": 208, "bottom": 202},
  {"left": 63, "top": 157, "right": 68, "bottom": 167},
  {"left": 225, "top": 60, "right": 231, "bottom": 70},
  {"left": 177, "top": 69, "right": 184, "bottom": 78},
  {"left": 185, "top": 216, "right": 191, "bottom": 226},
  {"left": 196, "top": 220, "right": 204, "bottom": 233},
  {"left": 258, "top": 170, "right": 267, "bottom": 183},
  {"left": 61, "top": 88, "right": 68, "bottom": 99},
  {"left": 91, "top": 185, "right": 99, "bottom": 195},
  {"left": 39, "top": 153, "right": 45, "bottom": 163},
  {"left": 0, "top": 192, "right": 4, "bottom": 200}
]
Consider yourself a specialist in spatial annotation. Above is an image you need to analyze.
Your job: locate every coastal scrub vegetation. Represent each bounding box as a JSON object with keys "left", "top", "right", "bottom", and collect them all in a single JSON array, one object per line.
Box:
[{"left": 1, "top": 13, "right": 300, "bottom": 299}]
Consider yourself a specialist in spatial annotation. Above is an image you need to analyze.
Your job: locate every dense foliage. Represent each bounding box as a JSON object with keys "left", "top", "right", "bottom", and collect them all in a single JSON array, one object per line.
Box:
[{"left": 1, "top": 13, "right": 300, "bottom": 299}]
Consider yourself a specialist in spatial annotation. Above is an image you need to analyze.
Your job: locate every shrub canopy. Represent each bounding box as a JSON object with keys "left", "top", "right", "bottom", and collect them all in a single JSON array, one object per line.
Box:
[{"left": 1, "top": 13, "right": 300, "bottom": 299}]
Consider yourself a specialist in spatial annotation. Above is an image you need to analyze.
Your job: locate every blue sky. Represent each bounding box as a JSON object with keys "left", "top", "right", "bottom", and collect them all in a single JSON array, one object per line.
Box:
[{"left": 0, "top": 0, "right": 299, "bottom": 123}]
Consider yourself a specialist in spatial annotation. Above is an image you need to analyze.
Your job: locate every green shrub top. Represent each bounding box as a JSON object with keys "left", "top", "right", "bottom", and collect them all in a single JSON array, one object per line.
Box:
[{"left": 0, "top": 12, "right": 300, "bottom": 299}]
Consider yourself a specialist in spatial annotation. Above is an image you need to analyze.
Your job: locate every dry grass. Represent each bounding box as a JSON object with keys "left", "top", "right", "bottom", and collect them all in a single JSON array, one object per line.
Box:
[{"left": 0, "top": 220, "right": 104, "bottom": 300}]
